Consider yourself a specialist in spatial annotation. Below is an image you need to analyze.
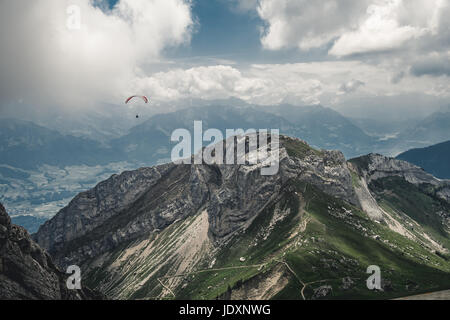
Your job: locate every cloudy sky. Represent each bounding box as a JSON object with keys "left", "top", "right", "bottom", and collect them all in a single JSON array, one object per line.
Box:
[{"left": 1, "top": 0, "right": 449, "bottom": 120}]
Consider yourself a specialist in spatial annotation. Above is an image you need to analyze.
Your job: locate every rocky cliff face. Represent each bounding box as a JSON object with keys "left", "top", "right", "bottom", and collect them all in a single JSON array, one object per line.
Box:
[
  {"left": 33, "top": 164, "right": 180, "bottom": 257},
  {"left": 32, "top": 135, "right": 450, "bottom": 300},
  {"left": 350, "top": 153, "right": 450, "bottom": 220},
  {"left": 350, "top": 153, "right": 448, "bottom": 187},
  {"left": 0, "top": 203, "right": 100, "bottom": 300},
  {"left": 349, "top": 153, "right": 450, "bottom": 252}
]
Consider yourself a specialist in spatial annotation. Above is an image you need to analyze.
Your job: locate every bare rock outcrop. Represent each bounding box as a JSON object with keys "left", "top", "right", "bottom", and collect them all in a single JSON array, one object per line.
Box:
[{"left": 0, "top": 203, "right": 101, "bottom": 300}]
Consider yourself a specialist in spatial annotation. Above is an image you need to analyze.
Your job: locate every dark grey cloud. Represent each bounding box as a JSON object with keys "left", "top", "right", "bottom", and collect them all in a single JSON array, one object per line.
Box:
[{"left": 411, "top": 54, "right": 450, "bottom": 77}]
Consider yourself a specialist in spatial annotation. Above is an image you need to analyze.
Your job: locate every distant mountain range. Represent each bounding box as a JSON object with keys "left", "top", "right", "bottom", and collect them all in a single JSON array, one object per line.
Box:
[
  {"left": 1, "top": 103, "right": 379, "bottom": 174},
  {"left": 112, "top": 104, "right": 377, "bottom": 164},
  {"left": 0, "top": 118, "right": 120, "bottom": 169},
  {"left": 397, "top": 140, "right": 450, "bottom": 179},
  {"left": 392, "top": 111, "right": 450, "bottom": 154},
  {"left": 2, "top": 104, "right": 450, "bottom": 169}
]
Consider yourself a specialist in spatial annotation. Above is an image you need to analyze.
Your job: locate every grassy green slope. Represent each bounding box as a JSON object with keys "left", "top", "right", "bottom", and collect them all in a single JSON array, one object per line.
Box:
[
  {"left": 274, "top": 182, "right": 450, "bottom": 300},
  {"left": 369, "top": 177, "right": 450, "bottom": 251},
  {"left": 154, "top": 180, "right": 450, "bottom": 300}
]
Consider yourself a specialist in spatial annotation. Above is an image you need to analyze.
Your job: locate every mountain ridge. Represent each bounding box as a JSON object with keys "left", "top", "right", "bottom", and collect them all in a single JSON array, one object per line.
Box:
[{"left": 33, "top": 134, "right": 450, "bottom": 300}]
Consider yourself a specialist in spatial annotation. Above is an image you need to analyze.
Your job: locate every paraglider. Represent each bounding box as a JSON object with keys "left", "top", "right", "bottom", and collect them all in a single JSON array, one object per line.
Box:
[
  {"left": 125, "top": 95, "right": 149, "bottom": 104},
  {"left": 125, "top": 95, "right": 148, "bottom": 119}
]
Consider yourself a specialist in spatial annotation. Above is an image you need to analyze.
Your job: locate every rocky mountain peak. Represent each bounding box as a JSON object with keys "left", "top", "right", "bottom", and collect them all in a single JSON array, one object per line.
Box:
[
  {"left": 34, "top": 135, "right": 359, "bottom": 268},
  {"left": 350, "top": 153, "right": 447, "bottom": 186},
  {"left": 0, "top": 203, "right": 101, "bottom": 300}
]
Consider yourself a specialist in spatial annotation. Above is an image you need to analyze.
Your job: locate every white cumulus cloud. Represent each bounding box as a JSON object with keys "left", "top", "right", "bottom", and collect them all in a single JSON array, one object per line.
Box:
[
  {"left": 329, "top": 0, "right": 446, "bottom": 56},
  {"left": 0, "top": 0, "right": 194, "bottom": 109},
  {"left": 257, "top": 0, "right": 449, "bottom": 57},
  {"left": 257, "top": 0, "right": 371, "bottom": 50},
  {"left": 134, "top": 64, "right": 324, "bottom": 105},
  {"left": 131, "top": 60, "right": 449, "bottom": 108}
]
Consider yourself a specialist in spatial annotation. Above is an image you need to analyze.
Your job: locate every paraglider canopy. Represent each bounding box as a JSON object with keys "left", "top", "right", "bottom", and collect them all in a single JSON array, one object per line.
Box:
[
  {"left": 125, "top": 95, "right": 148, "bottom": 119},
  {"left": 126, "top": 95, "right": 149, "bottom": 104}
]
